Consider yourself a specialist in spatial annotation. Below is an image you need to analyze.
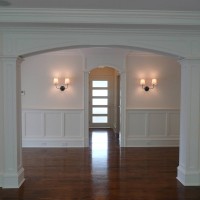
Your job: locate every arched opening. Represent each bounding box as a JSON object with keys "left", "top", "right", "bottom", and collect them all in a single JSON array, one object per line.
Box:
[
  {"left": 0, "top": 43, "right": 183, "bottom": 190},
  {"left": 89, "top": 66, "right": 120, "bottom": 130}
]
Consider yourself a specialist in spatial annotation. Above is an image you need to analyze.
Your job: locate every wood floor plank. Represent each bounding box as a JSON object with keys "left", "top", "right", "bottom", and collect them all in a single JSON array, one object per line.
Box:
[{"left": 1, "top": 128, "right": 200, "bottom": 199}]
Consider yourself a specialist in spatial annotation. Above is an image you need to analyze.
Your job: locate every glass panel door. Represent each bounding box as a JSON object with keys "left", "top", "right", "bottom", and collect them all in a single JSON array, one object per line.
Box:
[{"left": 89, "top": 78, "right": 111, "bottom": 128}]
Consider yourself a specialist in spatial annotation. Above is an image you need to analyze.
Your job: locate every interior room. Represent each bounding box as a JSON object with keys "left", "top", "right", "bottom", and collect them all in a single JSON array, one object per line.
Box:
[
  {"left": 18, "top": 47, "right": 182, "bottom": 199},
  {"left": 1, "top": 0, "right": 200, "bottom": 199}
]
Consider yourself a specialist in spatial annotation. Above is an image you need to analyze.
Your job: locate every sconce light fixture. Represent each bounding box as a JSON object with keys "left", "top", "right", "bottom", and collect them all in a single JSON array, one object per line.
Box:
[
  {"left": 140, "top": 78, "right": 157, "bottom": 92},
  {"left": 53, "top": 77, "right": 70, "bottom": 91}
]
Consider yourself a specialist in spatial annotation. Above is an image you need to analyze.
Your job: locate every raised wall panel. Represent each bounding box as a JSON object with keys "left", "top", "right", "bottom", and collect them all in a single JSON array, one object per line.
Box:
[
  {"left": 64, "top": 113, "right": 70, "bottom": 137},
  {"left": 22, "top": 109, "right": 84, "bottom": 147},
  {"left": 126, "top": 109, "right": 180, "bottom": 147},
  {"left": 148, "top": 113, "right": 166, "bottom": 136},
  {"left": 64, "top": 113, "right": 82, "bottom": 137},
  {"left": 127, "top": 112, "right": 146, "bottom": 137},
  {"left": 168, "top": 113, "right": 180, "bottom": 136},
  {"left": 24, "top": 112, "right": 43, "bottom": 137},
  {"left": 45, "top": 112, "right": 62, "bottom": 137}
]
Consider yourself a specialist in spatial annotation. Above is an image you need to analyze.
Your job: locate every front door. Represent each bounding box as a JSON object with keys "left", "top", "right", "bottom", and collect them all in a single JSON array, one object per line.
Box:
[{"left": 89, "top": 76, "right": 113, "bottom": 128}]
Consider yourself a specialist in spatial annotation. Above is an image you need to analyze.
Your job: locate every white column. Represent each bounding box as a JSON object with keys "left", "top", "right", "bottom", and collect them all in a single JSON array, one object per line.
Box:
[
  {"left": 119, "top": 70, "right": 126, "bottom": 147},
  {"left": 177, "top": 59, "right": 200, "bottom": 186},
  {"left": 0, "top": 57, "right": 25, "bottom": 188},
  {"left": 84, "top": 70, "right": 89, "bottom": 147},
  {"left": 0, "top": 58, "right": 4, "bottom": 187}
]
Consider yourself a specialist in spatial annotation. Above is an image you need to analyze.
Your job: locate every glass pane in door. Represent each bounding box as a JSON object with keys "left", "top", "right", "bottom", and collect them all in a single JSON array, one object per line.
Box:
[
  {"left": 92, "top": 107, "right": 108, "bottom": 114},
  {"left": 92, "top": 98, "right": 108, "bottom": 105},
  {"left": 92, "top": 81, "right": 108, "bottom": 88},
  {"left": 92, "top": 116, "right": 108, "bottom": 123},
  {"left": 92, "top": 90, "right": 108, "bottom": 96}
]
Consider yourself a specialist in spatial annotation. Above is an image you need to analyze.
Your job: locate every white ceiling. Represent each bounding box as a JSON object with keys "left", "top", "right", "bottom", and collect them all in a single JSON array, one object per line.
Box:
[{"left": 0, "top": 0, "right": 200, "bottom": 11}]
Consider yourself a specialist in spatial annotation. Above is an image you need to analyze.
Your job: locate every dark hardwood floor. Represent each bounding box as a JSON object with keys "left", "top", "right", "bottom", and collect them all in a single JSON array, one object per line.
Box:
[{"left": 1, "top": 128, "right": 200, "bottom": 200}]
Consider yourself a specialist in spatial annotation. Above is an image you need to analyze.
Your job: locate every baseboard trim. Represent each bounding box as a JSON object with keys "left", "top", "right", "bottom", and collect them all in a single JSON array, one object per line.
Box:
[
  {"left": 22, "top": 138, "right": 85, "bottom": 147},
  {"left": 126, "top": 138, "right": 179, "bottom": 147},
  {"left": 2, "top": 167, "right": 25, "bottom": 188},
  {"left": 177, "top": 166, "right": 200, "bottom": 186}
]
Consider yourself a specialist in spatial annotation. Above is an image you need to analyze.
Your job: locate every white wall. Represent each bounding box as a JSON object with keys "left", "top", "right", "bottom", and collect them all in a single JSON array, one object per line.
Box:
[
  {"left": 21, "top": 50, "right": 181, "bottom": 147},
  {"left": 125, "top": 54, "right": 180, "bottom": 146},
  {"left": 126, "top": 54, "right": 181, "bottom": 109},
  {"left": 21, "top": 51, "right": 86, "bottom": 147},
  {"left": 21, "top": 52, "right": 84, "bottom": 109}
]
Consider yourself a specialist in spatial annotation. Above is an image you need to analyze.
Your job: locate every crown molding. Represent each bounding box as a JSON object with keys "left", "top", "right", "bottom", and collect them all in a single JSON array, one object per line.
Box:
[{"left": 0, "top": 8, "right": 200, "bottom": 26}]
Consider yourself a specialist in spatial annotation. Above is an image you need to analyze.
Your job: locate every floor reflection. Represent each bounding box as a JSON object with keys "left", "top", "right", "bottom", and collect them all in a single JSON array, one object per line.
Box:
[{"left": 91, "top": 129, "right": 109, "bottom": 198}]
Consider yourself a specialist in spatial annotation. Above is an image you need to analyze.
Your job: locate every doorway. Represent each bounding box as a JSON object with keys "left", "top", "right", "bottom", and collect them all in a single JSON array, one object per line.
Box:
[{"left": 89, "top": 67, "right": 120, "bottom": 134}]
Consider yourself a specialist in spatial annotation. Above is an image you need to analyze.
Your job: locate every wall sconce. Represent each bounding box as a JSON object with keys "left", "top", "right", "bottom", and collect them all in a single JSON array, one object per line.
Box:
[
  {"left": 53, "top": 78, "right": 70, "bottom": 91},
  {"left": 140, "top": 78, "right": 157, "bottom": 91}
]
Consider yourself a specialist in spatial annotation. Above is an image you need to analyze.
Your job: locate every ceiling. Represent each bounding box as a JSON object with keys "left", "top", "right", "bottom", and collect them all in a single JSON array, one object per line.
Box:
[{"left": 0, "top": 0, "right": 200, "bottom": 11}]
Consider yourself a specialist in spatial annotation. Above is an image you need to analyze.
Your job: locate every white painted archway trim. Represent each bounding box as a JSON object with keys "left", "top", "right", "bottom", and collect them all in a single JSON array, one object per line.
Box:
[
  {"left": 0, "top": 8, "right": 200, "bottom": 26},
  {"left": 1, "top": 26, "right": 200, "bottom": 188}
]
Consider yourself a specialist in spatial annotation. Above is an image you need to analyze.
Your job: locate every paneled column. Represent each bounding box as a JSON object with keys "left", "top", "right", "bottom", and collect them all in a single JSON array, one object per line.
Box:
[
  {"left": 84, "top": 70, "right": 89, "bottom": 147},
  {"left": 0, "top": 57, "right": 25, "bottom": 188},
  {"left": 177, "top": 59, "right": 200, "bottom": 186},
  {"left": 119, "top": 70, "right": 126, "bottom": 147},
  {"left": 0, "top": 58, "right": 4, "bottom": 187}
]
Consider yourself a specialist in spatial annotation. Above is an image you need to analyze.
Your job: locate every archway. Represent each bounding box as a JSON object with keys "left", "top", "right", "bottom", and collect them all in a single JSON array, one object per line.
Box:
[
  {"left": 88, "top": 66, "right": 121, "bottom": 139},
  {"left": 0, "top": 30, "right": 199, "bottom": 188}
]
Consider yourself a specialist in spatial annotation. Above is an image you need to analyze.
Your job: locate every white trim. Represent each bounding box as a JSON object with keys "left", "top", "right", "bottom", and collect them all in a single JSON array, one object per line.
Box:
[
  {"left": 126, "top": 109, "right": 180, "bottom": 147},
  {"left": 22, "top": 138, "right": 84, "bottom": 148},
  {"left": 126, "top": 138, "right": 179, "bottom": 147},
  {"left": 2, "top": 168, "right": 25, "bottom": 188},
  {"left": 39, "top": 49, "right": 82, "bottom": 56},
  {"left": 1, "top": 27, "right": 200, "bottom": 37},
  {"left": 126, "top": 108, "right": 180, "bottom": 111},
  {"left": 22, "top": 109, "right": 85, "bottom": 147},
  {"left": 0, "top": 8, "right": 200, "bottom": 26},
  {"left": 177, "top": 166, "right": 200, "bottom": 186},
  {"left": 0, "top": 173, "right": 2, "bottom": 187}
]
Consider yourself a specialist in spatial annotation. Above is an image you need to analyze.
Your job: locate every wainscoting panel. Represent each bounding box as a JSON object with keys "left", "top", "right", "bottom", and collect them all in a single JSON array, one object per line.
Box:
[
  {"left": 45, "top": 112, "right": 63, "bottom": 137},
  {"left": 148, "top": 113, "right": 166, "bottom": 137},
  {"left": 22, "top": 109, "right": 84, "bottom": 147},
  {"left": 127, "top": 112, "right": 146, "bottom": 137},
  {"left": 24, "top": 111, "right": 43, "bottom": 137},
  {"left": 64, "top": 112, "right": 83, "bottom": 138},
  {"left": 126, "top": 109, "right": 180, "bottom": 147}
]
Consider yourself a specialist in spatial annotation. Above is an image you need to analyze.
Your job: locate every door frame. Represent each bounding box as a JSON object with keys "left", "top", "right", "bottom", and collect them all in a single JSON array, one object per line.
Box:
[{"left": 84, "top": 69, "right": 126, "bottom": 147}]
